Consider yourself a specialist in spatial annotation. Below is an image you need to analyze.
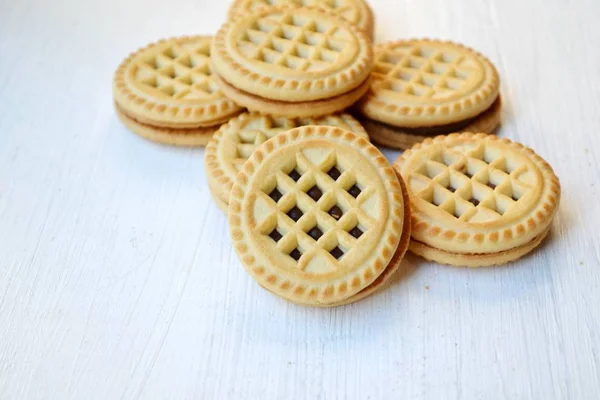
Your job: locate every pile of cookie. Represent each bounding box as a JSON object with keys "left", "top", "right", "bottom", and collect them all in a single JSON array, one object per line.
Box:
[{"left": 113, "top": 0, "right": 561, "bottom": 307}]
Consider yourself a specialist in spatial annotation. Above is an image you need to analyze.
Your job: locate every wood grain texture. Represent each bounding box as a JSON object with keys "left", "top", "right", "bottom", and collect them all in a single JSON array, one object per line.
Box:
[{"left": 1, "top": 0, "right": 599, "bottom": 398}]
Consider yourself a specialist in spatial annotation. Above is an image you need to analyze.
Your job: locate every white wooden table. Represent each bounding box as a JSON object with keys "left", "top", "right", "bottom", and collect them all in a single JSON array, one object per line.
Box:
[{"left": 1, "top": 0, "right": 599, "bottom": 398}]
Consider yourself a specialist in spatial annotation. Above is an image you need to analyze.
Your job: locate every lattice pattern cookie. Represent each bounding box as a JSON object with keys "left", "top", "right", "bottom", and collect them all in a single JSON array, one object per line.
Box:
[
  {"left": 394, "top": 133, "right": 560, "bottom": 267},
  {"left": 228, "top": 0, "right": 374, "bottom": 39},
  {"left": 113, "top": 35, "right": 243, "bottom": 136},
  {"left": 229, "top": 126, "right": 409, "bottom": 306},
  {"left": 205, "top": 112, "right": 368, "bottom": 208},
  {"left": 358, "top": 39, "right": 500, "bottom": 136},
  {"left": 211, "top": 6, "right": 372, "bottom": 117}
]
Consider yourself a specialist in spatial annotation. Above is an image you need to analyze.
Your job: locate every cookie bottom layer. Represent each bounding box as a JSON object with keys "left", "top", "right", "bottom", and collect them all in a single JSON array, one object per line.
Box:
[
  {"left": 214, "top": 73, "right": 371, "bottom": 118},
  {"left": 361, "top": 96, "right": 502, "bottom": 150},
  {"left": 409, "top": 226, "right": 550, "bottom": 268},
  {"left": 116, "top": 105, "right": 227, "bottom": 147}
]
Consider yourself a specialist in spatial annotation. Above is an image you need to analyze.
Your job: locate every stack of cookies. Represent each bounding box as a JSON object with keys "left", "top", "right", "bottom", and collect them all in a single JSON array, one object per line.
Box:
[{"left": 112, "top": 0, "right": 561, "bottom": 307}]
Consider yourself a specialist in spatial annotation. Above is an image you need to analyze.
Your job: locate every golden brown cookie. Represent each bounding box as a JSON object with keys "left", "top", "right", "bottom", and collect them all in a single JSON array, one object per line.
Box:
[
  {"left": 229, "top": 126, "right": 410, "bottom": 306},
  {"left": 227, "top": 0, "right": 374, "bottom": 39},
  {"left": 394, "top": 133, "right": 561, "bottom": 267},
  {"left": 358, "top": 39, "right": 501, "bottom": 149},
  {"left": 113, "top": 35, "right": 243, "bottom": 146},
  {"left": 211, "top": 6, "right": 373, "bottom": 118},
  {"left": 204, "top": 112, "right": 369, "bottom": 209}
]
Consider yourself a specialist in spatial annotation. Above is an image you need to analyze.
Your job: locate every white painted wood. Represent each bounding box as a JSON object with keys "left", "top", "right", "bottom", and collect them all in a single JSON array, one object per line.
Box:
[{"left": 1, "top": 0, "right": 599, "bottom": 398}]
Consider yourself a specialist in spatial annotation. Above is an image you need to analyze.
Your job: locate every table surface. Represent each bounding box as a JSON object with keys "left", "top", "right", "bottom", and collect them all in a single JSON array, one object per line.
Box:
[{"left": 2, "top": 0, "right": 599, "bottom": 399}]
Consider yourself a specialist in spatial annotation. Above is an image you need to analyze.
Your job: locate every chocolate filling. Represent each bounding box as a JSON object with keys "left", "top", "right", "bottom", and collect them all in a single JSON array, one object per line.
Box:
[
  {"left": 328, "top": 205, "right": 344, "bottom": 220},
  {"left": 364, "top": 96, "right": 500, "bottom": 136},
  {"left": 269, "top": 229, "right": 283, "bottom": 242},
  {"left": 287, "top": 206, "right": 303, "bottom": 222},
  {"left": 327, "top": 166, "right": 342, "bottom": 180},
  {"left": 289, "top": 248, "right": 302, "bottom": 261},
  {"left": 269, "top": 187, "right": 283, "bottom": 202},
  {"left": 289, "top": 169, "right": 302, "bottom": 182},
  {"left": 307, "top": 185, "right": 323, "bottom": 201},
  {"left": 349, "top": 226, "right": 364, "bottom": 239},
  {"left": 115, "top": 103, "right": 233, "bottom": 131},
  {"left": 347, "top": 184, "right": 361, "bottom": 198},
  {"left": 412, "top": 228, "right": 548, "bottom": 257},
  {"left": 469, "top": 197, "right": 480, "bottom": 206},
  {"left": 330, "top": 246, "right": 344, "bottom": 259},
  {"left": 307, "top": 226, "right": 323, "bottom": 241}
]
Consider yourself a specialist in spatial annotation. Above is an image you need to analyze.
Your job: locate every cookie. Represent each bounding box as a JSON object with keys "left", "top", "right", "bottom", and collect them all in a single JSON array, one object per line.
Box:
[
  {"left": 113, "top": 35, "right": 243, "bottom": 146},
  {"left": 211, "top": 6, "right": 373, "bottom": 118},
  {"left": 208, "top": 176, "right": 230, "bottom": 214},
  {"left": 320, "top": 170, "right": 411, "bottom": 307},
  {"left": 227, "top": 0, "right": 375, "bottom": 40},
  {"left": 394, "top": 133, "right": 561, "bottom": 267},
  {"left": 204, "top": 112, "right": 369, "bottom": 209},
  {"left": 357, "top": 39, "right": 501, "bottom": 149},
  {"left": 228, "top": 126, "right": 410, "bottom": 306}
]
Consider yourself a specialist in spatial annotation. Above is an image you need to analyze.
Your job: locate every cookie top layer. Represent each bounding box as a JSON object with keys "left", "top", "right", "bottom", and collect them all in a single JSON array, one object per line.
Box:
[
  {"left": 228, "top": 126, "right": 405, "bottom": 306},
  {"left": 394, "top": 133, "right": 560, "bottom": 254},
  {"left": 211, "top": 6, "right": 373, "bottom": 102},
  {"left": 113, "top": 35, "right": 243, "bottom": 128},
  {"left": 228, "top": 0, "right": 374, "bottom": 38},
  {"left": 205, "top": 112, "right": 368, "bottom": 204},
  {"left": 358, "top": 39, "right": 500, "bottom": 127}
]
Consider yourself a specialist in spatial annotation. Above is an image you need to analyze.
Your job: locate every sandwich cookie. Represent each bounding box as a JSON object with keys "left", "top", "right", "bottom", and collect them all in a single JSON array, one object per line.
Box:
[
  {"left": 211, "top": 6, "right": 373, "bottom": 118},
  {"left": 227, "top": 0, "right": 375, "bottom": 40},
  {"left": 394, "top": 133, "right": 560, "bottom": 267},
  {"left": 358, "top": 39, "right": 501, "bottom": 149},
  {"left": 113, "top": 35, "right": 243, "bottom": 146},
  {"left": 228, "top": 126, "right": 410, "bottom": 306},
  {"left": 204, "top": 112, "right": 369, "bottom": 212}
]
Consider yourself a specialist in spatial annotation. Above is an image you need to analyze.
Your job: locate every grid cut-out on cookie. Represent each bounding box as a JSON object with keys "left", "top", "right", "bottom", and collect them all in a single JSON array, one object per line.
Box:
[
  {"left": 239, "top": 0, "right": 361, "bottom": 26},
  {"left": 257, "top": 150, "right": 376, "bottom": 266},
  {"left": 373, "top": 43, "right": 480, "bottom": 99},
  {"left": 134, "top": 39, "right": 222, "bottom": 100},
  {"left": 237, "top": 10, "right": 353, "bottom": 72},
  {"left": 410, "top": 142, "right": 534, "bottom": 223},
  {"left": 232, "top": 115, "right": 362, "bottom": 171}
]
